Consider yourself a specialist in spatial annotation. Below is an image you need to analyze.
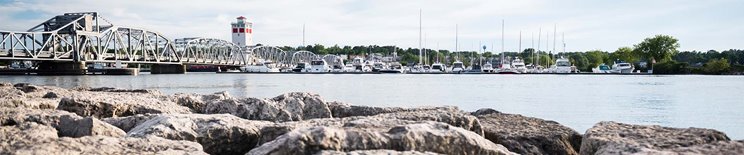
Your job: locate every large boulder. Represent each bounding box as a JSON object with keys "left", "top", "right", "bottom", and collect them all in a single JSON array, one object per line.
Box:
[
  {"left": 473, "top": 109, "right": 582, "bottom": 155},
  {"left": 201, "top": 92, "right": 334, "bottom": 122},
  {"left": 0, "top": 122, "right": 207, "bottom": 154},
  {"left": 172, "top": 91, "right": 233, "bottom": 113},
  {"left": 248, "top": 122, "right": 515, "bottom": 155},
  {"left": 373, "top": 107, "right": 483, "bottom": 135},
  {"left": 0, "top": 83, "right": 64, "bottom": 109},
  {"left": 126, "top": 114, "right": 273, "bottom": 155},
  {"left": 579, "top": 121, "right": 731, "bottom": 155},
  {"left": 315, "top": 150, "right": 443, "bottom": 155},
  {"left": 638, "top": 140, "right": 744, "bottom": 154},
  {"left": 57, "top": 88, "right": 191, "bottom": 118},
  {"left": 0, "top": 108, "right": 125, "bottom": 138}
]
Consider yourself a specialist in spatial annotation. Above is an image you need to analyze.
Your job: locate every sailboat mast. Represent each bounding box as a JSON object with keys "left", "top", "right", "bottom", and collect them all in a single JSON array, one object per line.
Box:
[
  {"left": 531, "top": 32, "right": 534, "bottom": 65},
  {"left": 553, "top": 24, "right": 557, "bottom": 55},
  {"left": 562, "top": 33, "right": 566, "bottom": 53},
  {"left": 501, "top": 19, "right": 504, "bottom": 66},
  {"left": 455, "top": 24, "right": 459, "bottom": 61},
  {"left": 418, "top": 9, "right": 422, "bottom": 65},
  {"left": 518, "top": 31, "right": 522, "bottom": 54},
  {"left": 537, "top": 28, "right": 541, "bottom": 66}
]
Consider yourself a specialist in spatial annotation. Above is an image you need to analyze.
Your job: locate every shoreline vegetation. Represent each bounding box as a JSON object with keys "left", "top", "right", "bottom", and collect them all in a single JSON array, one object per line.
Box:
[
  {"left": 1, "top": 82, "right": 742, "bottom": 154},
  {"left": 273, "top": 35, "right": 743, "bottom": 75}
]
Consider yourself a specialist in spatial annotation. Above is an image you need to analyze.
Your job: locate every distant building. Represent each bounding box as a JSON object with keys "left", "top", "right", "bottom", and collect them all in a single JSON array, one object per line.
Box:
[{"left": 231, "top": 16, "right": 253, "bottom": 46}]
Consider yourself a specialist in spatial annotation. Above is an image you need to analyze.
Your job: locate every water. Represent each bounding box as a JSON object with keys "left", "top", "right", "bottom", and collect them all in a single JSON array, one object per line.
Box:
[{"left": 2, "top": 73, "right": 743, "bottom": 139}]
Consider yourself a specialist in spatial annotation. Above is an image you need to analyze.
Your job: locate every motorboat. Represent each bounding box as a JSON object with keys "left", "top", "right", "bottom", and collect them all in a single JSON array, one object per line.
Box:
[
  {"left": 292, "top": 62, "right": 310, "bottom": 72},
  {"left": 512, "top": 58, "right": 527, "bottom": 73},
  {"left": 242, "top": 61, "right": 280, "bottom": 73},
  {"left": 611, "top": 60, "right": 634, "bottom": 74},
  {"left": 351, "top": 57, "right": 370, "bottom": 72},
  {"left": 372, "top": 61, "right": 386, "bottom": 72},
  {"left": 497, "top": 61, "right": 518, "bottom": 74},
  {"left": 430, "top": 62, "right": 446, "bottom": 73},
  {"left": 464, "top": 63, "right": 483, "bottom": 74},
  {"left": 342, "top": 63, "right": 356, "bottom": 72},
  {"left": 308, "top": 60, "right": 332, "bottom": 73},
  {"left": 379, "top": 62, "right": 405, "bottom": 73},
  {"left": 592, "top": 64, "right": 612, "bottom": 73},
  {"left": 482, "top": 62, "right": 494, "bottom": 73},
  {"left": 451, "top": 61, "right": 466, "bottom": 73},
  {"left": 552, "top": 57, "right": 572, "bottom": 73}
]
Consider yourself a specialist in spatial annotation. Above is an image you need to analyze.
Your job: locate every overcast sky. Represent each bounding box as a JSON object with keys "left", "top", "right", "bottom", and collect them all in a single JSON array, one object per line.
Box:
[{"left": 1, "top": 0, "right": 742, "bottom": 52}]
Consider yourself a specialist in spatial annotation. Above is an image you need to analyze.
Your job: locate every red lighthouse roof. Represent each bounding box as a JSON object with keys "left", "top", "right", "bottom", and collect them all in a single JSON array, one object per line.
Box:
[{"left": 237, "top": 16, "right": 246, "bottom": 19}]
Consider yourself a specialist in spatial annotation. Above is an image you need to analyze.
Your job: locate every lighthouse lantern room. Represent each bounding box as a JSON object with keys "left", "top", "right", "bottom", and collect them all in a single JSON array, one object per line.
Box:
[{"left": 231, "top": 16, "right": 253, "bottom": 46}]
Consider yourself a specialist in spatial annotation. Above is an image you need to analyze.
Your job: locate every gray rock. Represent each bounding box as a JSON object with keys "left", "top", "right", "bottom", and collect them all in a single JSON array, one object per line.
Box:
[
  {"left": 638, "top": 140, "right": 744, "bottom": 154},
  {"left": 126, "top": 114, "right": 273, "bottom": 155},
  {"left": 471, "top": 108, "right": 501, "bottom": 116},
  {"left": 248, "top": 122, "right": 515, "bottom": 155},
  {"left": 0, "top": 83, "right": 59, "bottom": 110},
  {"left": 0, "top": 108, "right": 125, "bottom": 138},
  {"left": 103, "top": 114, "right": 160, "bottom": 132},
  {"left": 373, "top": 107, "right": 483, "bottom": 135},
  {"left": 315, "top": 150, "right": 443, "bottom": 155},
  {"left": 0, "top": 122, "right": 207, "bottom": 154},
  {"left": 475, "top": 111, "right": 582, "bottom": 155},
  {"left": 201, "top": 92, "right": 334, "bottom": 122},
  {"left": 172, "top": 91, "right": 233, "bottom": 113},
  {"left": 580, "top": 121, "right": 731, "bottom": 155},
  {"left": 57, "top": 90, "right": 191, "bottom": 118}
]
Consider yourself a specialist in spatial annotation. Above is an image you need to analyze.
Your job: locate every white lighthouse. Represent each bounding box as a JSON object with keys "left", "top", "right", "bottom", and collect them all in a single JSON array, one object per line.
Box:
[{"left": 231, "top": 16, "right": 253, "bottom": 46}]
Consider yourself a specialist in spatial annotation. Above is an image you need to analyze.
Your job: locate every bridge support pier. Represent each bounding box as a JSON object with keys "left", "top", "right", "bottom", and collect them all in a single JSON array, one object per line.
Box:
[
  {"left": 151, "top": 64, "right": 186, "bottom": 74},
  {"left": 36, "top": 61, "right": 86, "bottom": 75}
]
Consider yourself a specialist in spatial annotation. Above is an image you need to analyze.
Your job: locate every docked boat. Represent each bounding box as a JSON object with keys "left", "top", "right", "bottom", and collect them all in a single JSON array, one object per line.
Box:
[
  {"left": 351, "top": 57, "right": 370, "bottom": 72},
  {"left": 430, "top": 62, "right": 446, "bottom": 73},
  {"left": 482, "top": 62, "right": 494, "bottom": 73},
  {"left": 592, "top": 64, "right": 612, "bottom": 73},
  {"left": 497, "top": 61, "right": 518, "bottom": 74},
  {"left": 292, "top": 62, "right": 310, "bottom": 73},
  {"left": 552, "top": 57, "right": 572, "bottom": 73},
  {"left": 242, "top": 61, "right": 280, "bottom": 73},
  {"left": 379, "top": 62, "right": 404, "bottom": 73},
  {"left": 611, "top": 60, "right": 634, "bottom": 74},
  {"left": 512, "top": 58, "right": 527, "bottom": 73},
  {"left": 372, "top": 61, "right": 386, "bottom": 72},
  {"left": 464, "top": 63, "right": 483, "bottom": 74},
  {"left": 308, "top": 60, "right": 332, "bottom": 73},
  {"left": 451, "top": 61, "right": 466, "bottom": 73}
]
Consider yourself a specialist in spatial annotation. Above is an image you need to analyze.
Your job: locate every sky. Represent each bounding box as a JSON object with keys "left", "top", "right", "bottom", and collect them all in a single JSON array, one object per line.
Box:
[{"left": 0, "top": 0, "right": 742, "bottom": 53}]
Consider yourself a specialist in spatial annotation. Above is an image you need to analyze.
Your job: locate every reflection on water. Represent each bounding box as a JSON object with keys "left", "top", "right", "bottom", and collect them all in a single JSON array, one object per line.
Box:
[{"left": 1, "top": 73, "right": 743, "bottom": 139}]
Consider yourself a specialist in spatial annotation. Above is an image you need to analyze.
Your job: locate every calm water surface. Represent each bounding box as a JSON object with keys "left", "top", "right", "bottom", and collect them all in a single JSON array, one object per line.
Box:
[{"left": 2, "top": 73, "right": 743, "bottom": 139}]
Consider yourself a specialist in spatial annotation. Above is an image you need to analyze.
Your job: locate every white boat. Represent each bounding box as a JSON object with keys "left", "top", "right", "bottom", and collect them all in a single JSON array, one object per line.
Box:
[
  {"left": 342, "top": 63, "right": 355, "bottom": 72},
  {"left": 430, "top": 62, "right": 446, "bottom": 73},
  {"left": 611, "top": 60, "right": 634, "bottom": 74},
  {"left": 451, "top": 61, "right": 465, "bottom": 73},
  {"left": 372, "top": 61, "right": 386, "bottom": 72},
  {"left": 464, "top": 63, "right": 483, "bottom": 74},
  {"left": 242, "top": 61, "right": 280, "bottom": 73},
  {"left": 497, "top": 60, "right": 518, "bottom": 74},
  {"left": 351, "top": 57, "right": 370, "bottom": 72},
  {"left": 308, "top": 60, "right": 332, "bottom": 73},
  {"left": 292, "top": 62, "right": 310, "bottom": 73},
  {"left": 592, "top": 64, "right": 612, "bottom": 73},
  {"left": 482, "top": 62, "right": 494, "bottom": 73},
  {"left": 380, "top": 62, "right": 405, "bottom": 73},
  {"left": 512, "top": 58, "right": 527, "bottom": 73},
  {"left": 552, "top": 57, "right": 572, "bottom": 73}
]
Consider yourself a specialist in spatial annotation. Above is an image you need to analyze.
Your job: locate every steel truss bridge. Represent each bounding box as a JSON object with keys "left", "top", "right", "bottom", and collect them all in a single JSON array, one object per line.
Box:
[{"left": 0, "top": 12, "right": 327, "bottom": 68}]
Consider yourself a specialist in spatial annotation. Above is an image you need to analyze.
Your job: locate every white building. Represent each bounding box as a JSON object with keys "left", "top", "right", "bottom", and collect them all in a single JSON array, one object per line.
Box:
[{"left": 231, "top": 16, "right": 253, "bottom": 46}]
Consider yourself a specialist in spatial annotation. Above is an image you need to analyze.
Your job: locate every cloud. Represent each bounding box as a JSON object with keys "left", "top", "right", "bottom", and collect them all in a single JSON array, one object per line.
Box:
[{"left": 0, "top": 0, "right": 741, "bottom": 52}]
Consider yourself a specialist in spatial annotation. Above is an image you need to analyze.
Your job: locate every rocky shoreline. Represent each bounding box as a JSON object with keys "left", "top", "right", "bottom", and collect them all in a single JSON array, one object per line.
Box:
[{"left": 1, "top": 82, "right": 742, "bottom": 155}]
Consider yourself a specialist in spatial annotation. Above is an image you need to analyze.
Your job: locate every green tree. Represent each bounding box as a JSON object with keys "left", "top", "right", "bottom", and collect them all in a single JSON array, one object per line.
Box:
[
  {"left": 633, "top": 35, "right": 680, "bottom": 63},
  {"left": 610, "top": 47, "right": 637, "bottom": 64},
  {"left": 703, "top": 58, "right": 730, "bottom": 74}
]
